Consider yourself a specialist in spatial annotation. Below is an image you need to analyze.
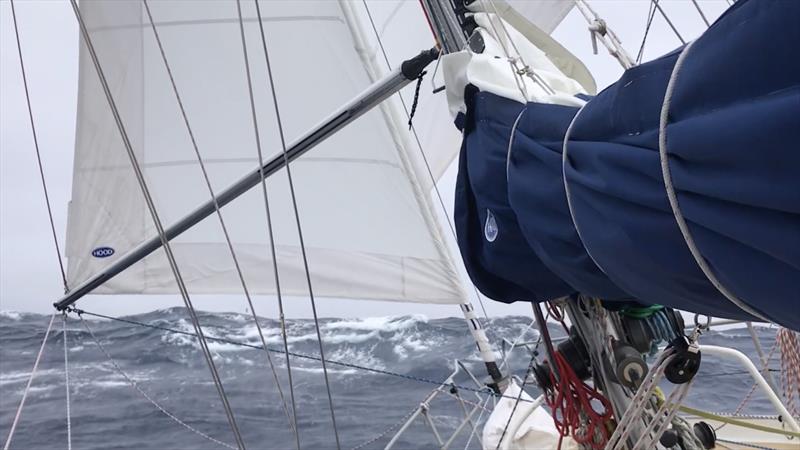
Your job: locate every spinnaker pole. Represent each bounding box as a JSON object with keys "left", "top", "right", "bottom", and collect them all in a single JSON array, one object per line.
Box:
[{"left": 54, "top": 48, "right": 439, "bottom": 311}]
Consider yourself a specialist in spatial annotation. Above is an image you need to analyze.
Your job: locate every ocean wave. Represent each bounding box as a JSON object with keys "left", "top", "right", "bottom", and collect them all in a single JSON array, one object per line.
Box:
[
  {"left": 292, "top": 366, "right": 359, "bottom": 376},
  {"left": 0, "top": 311, "right": 24, "bottom": 321},
  {"left": 328, "top": 346, "right": 384, "bottom": 371},
  {"left": 0, "top": 368, "right": 62, "bottom": 386},
  {"left": 322, "top": 315, "right": 427, "bottom": 332}
]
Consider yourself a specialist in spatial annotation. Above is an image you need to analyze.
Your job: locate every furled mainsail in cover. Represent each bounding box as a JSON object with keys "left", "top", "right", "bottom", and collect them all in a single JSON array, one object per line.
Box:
[
  {"left": 451, "top": 0, "right": 800, "bottom": 329},
  {"left": 65, "top": 0, "right": 574, "bottom": 303}
]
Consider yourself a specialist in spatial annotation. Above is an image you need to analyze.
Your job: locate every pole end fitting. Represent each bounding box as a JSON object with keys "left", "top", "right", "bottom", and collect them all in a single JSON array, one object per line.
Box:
[{"left": 401, "top": 47, "right": 439, "bottom": 80}]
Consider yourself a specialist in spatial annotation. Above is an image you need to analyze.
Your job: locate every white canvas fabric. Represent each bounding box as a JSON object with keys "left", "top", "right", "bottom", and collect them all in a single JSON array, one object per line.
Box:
[
  {"left": 482, "top": 381, "right": 578, "bottom": 450},
  {"left": 65, "top": 0, "right": 573, "bottom": 304},
  {"left": 442, "top": 12, "right": 593, "bottom": 118}
]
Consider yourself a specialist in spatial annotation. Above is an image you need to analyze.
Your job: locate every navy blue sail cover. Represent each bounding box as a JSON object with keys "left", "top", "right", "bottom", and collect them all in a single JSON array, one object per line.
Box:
[{"left": 453, "top": 0, "right": 800, "bottom": 330}]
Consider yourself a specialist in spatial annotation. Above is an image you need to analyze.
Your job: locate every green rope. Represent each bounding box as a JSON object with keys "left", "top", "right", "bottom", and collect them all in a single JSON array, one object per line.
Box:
[
  {"left": 620, "top": 304, "right": 664, "bottom": 319},
  {"left": 677, "top": 405, "right": 800, "bottom": 439}
]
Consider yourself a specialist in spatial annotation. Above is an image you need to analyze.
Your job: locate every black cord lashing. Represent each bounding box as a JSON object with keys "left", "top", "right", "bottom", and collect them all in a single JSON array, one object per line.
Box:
[{"left": 408, "top": 70, "right": 427, "bottom": 130}]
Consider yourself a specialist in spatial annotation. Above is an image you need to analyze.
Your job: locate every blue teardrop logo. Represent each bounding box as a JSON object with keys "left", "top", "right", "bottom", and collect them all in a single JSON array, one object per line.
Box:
[
  {"left": 484, "top": 209, "right": 498, "bottom": 242},
  {"left": 91, "top": 247, "right": 115, "bottom": 258}
]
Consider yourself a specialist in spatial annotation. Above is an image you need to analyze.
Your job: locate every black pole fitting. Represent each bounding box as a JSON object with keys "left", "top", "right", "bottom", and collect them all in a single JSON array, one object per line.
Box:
[{"left": 401, "top": 47, "right": 439, "bottom": 80}]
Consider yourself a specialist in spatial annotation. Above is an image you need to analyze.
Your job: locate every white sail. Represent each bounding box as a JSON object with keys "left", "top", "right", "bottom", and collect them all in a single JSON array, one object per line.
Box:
[{"left": 64, "top": 0, "right": 573, "bottom": 304}]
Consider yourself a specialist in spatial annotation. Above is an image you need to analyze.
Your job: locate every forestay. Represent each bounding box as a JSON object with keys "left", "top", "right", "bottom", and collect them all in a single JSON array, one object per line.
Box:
[{"left": 64, "top": 0, "right": 574, "bottom": 304}]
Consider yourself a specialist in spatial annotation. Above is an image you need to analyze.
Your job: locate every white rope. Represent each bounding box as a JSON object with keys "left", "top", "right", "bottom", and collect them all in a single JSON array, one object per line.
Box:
[
  {"left": 604, "top": 349, "right": 675, "bottom": 449},
  {"left": 561, "top": 103, "right": 611, "bottom": 281},
  {"left": 476, "top": 1, "right": 530, "bottom": 100},
  {"left": 140, "top": 1, "right": 296, "bottom": 441},
  {"left": 505, "top": 107, "right": 528, "bottom": 180},
  {"left": 67, "top": 2, "right": 245, "bottom": 447},
  {"left": 78, "top": 315, "right": 236, "bottom": 450},
  {"left": 630, "top": 381, "right": 694, "bottom": 450},
  {"left": 657, "top": 39, "right": 772, "bottom": 323},
  {"left": 63, "top": 315, "right": 72, "bottom": 450},
  {"left": 573, "top": 0, "right": 634, "bottom": 69},
  {"left": 481, "top": 0, "right": 555, "bottom": 95},
  {"left": 3, "top": 314, "right": 56, "bottom": 450}
]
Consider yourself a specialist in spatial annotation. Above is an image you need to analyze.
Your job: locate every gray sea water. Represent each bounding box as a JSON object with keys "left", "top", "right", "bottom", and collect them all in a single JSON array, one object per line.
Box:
[{"left": 0, "top": 309, "right": 782, "bottom": 449}]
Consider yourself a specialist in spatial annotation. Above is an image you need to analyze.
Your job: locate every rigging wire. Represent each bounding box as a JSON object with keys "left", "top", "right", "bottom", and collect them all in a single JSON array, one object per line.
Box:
[
  {"left": 140, "top": 1, "right": 297, "bottom": 443},
  {"left": 572, "top": 0, "right": 634, "bottom": 69},
  {"left": 348, "top": 399, "right": 425, "bottom": 450},
  {"left": 77, "top": 314, "right": 237, "bottom": 450},
  {"left": 3, "top": 314, "right": 56, "bottom": 450},
  {"left": 499, "top": 319, "right": 537, "bottom": 370},
  {"left": 463, "top": 396, "right": 492, "bottom": 450},
  {"left": 63, "top": 314, "right": 72, "bottom": 450},
  {"left": 690, "top": 0, "right": 711, "bottom": 27},
  {"left": 635, "top": 0, "right": 659, "bottom": 65},
  {"left": 476, "top": 0, "right": 530, "bottom": 100},
  {"left": 244, "top": 1, "right": 340, "bottom": 447},
  {"left": 717, "top": 337, "right": 780, "bottom": 433},
  {"left": 360, "top": 0, "right": 490, "bottom": 320},
  {"left": 480, "top": 0, "right": 555, "bottom": 95},
  {"left": 494, "top": 352, "right": 541, "bottom": 450},
  {"left": 650, "top": 0, "right": 686, "bottom": 44},
  {"left": 747, "top": 322, "right": 780, "bottom": 393},
  {"left": 67, "top": 1, "right": 245, "bottom": 448},
  {"left": 9, "top": 0, "right": 68, "bottom": 292}
]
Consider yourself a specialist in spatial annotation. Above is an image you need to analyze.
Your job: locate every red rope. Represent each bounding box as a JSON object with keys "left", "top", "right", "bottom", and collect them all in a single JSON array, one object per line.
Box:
[
  {"left": 545, "top": 351, "right": 613, "bottom": 449},
  {"left": 546, "top": 301, "right": 570, "bottom": 334},
  {"left": 778, "top": 328, "right": 800, "bottom": 418}
]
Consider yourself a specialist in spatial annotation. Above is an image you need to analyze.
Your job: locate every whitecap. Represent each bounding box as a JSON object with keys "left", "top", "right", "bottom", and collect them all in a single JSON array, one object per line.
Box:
[
  {"left": 0, "top": 368, "right": 61, "bottom": 386},
  {"left": 0, "top": 311, "right": 23, "bottom": 320},
  {"left": 323, "top": 315, "right": 427, "bottom": 333},
  {"left": 328, "top": 346, "right": 384, "bottom": 371},
  {"left": 292, "top": 366, "right": 358, "bottom": 376}
]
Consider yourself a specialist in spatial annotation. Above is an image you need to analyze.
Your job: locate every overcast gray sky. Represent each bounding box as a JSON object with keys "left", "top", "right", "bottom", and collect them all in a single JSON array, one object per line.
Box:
[{"left": 0, "top": 0, "right": 725, "bottom": 318}]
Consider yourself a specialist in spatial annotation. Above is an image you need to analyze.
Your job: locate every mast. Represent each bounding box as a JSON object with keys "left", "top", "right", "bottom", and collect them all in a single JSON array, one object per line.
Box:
[
  {"left": 54, "top": 48, "right": 439, "bottom": 311},
  {"left": 419, "top": 0, "right": 467, "bottom": 53}
]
